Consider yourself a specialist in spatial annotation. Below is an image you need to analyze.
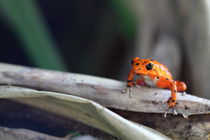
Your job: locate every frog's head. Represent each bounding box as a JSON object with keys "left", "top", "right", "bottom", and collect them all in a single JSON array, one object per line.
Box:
[{"left": 131, "top": 57, "right": 154, "bottom": 75}]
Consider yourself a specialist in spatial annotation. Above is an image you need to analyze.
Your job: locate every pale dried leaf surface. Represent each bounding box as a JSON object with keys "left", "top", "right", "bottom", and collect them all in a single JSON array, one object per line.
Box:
[{"left": 0, "top": 85, "right": 170, "bottom": 140}]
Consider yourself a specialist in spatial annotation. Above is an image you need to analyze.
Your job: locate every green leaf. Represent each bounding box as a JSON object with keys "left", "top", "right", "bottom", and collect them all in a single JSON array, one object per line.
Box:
[
  {"left": 107, "top": 0, "right": 138, "bottom": 38},
  {"left": 0, "top": 0, "right": 67, "bottom": 70}
]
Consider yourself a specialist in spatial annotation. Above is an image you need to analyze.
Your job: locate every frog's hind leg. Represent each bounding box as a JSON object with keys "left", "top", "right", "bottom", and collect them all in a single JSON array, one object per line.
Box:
[
  {"left": 175, "top": 81, "right": 187, "bottom": 92},
  {"left": 156, "top": 77, "right": 177, "bottom": 107}
]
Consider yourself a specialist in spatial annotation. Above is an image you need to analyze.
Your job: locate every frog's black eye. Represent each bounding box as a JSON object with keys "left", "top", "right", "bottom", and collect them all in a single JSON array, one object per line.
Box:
[{"left": 146, "top": 63, "right": 153, "bottom": 70}]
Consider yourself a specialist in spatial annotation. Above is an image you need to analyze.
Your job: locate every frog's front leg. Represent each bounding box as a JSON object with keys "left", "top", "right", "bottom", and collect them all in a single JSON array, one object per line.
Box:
[
  {"left": 156, "top": 77, "right": 177, "bottom": 107},
  {"left": 127, "top": 68, "right": 134, "bottom": 87},
  {"left": 126, "top": 69, "right": 134, "bottom": 97}
]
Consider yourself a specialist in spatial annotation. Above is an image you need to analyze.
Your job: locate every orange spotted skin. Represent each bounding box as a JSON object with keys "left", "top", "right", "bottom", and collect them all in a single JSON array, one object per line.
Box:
[{"left": 127, "top": 57, "right": 187, "bottom": 107}]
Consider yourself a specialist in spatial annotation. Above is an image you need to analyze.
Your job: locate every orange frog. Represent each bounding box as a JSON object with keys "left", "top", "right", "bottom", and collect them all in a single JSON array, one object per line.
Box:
[{"left": 127, "top": 57, "right": 187, "bottom": 107}]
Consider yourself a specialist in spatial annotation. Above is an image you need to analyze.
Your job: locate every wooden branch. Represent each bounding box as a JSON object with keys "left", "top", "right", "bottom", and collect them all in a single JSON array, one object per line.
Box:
[
  {"left": 0, "top": 63, "right": 209, "bottom": 139},
  {"left": 0, "top": 63, "right": 209, "bottom": 117}
]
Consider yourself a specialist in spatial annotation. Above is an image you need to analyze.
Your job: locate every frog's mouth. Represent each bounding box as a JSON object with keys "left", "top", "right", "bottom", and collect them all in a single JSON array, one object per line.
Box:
[{"left": 133, "top": 70, "right": 147, "bottom": 76}]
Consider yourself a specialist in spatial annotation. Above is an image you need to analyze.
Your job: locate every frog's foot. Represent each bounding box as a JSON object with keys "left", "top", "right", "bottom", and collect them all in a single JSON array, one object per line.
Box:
[
  {"left": 164, "top": 109, "right": 168, "bottom": 118},
  {"left": 164, "top": 105, "right": 178, "bottom": 118},
  {"left": 128, "top": 86, "right": 133, "bottom": 98},
  {"left": 172, "top": 108, "right": 178, "bottom": 115},
  {"left": 167, "top": 97, "right": 177, "bottom": 108},
  {"left": 164, "top": 98, "right": 178, "bottom": 117},
  {"left": 122, "top": 86, "right": 133, "bottom": 98}
]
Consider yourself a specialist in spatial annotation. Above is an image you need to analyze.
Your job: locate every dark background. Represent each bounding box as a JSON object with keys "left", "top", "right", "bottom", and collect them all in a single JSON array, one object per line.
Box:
[{"left": 0, "top": 0, "right": 134, "bottom": 80}]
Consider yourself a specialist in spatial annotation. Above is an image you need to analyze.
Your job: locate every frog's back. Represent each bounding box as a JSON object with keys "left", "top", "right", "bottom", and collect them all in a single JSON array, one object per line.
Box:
[{"left": 152, "top": 60, "right": 173, "bottom": 80}]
